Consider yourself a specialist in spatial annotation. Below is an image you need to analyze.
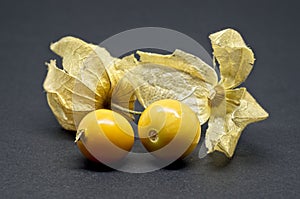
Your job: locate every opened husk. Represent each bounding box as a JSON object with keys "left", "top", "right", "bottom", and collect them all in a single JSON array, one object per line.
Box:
[
  {"left": 111, "top": 50, "right": 218, "bottom": 124},
  {"left": 205, "top": 29, "right": 269, "bottom": 157}
]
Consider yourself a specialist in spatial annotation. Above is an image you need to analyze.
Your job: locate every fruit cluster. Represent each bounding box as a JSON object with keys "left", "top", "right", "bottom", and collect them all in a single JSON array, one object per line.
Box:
[
  {"left": 43, "top": 28, "right": 269, "bottom": 161},
  {"left": 75, "top": 99, "right": 201, "bottom": 164}
]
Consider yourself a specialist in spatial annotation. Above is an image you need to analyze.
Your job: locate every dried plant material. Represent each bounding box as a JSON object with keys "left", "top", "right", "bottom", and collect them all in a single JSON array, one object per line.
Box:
[
  {"left": 111, "top": 50, "right": 218, "bottom": 124},
  {"left": 209, "top": 29, "right": 255, "bottom": 89},
  {"left": 136, "top": 50, "right": 218, "bottom": 125},
  {"left": 44, "top": 37, "right": 116, "bottom": 131},
  {"left": 204, "top": 29, "right": 269, "bottom": 157},
  {"left": 137, "top": 50, "right": 218, "bottom": 86},
  {"left": 105, "top": 60, "right": 140, "bottom": 118},
  {"left": 205, "top": 87, "right": 269, "bottom": 157},
  {"left": 43, "top": 60, "right": 101, "bottom": 130},
  {"left": 110, "top": 77, "right": 137, "bottom": 120},
  {"left": 108, "top": 54, "right": 142, "bottom": 119},
  {"left": 107, "top": 54, "right": 140, "bottom": 91},
  {"left": 50, "top": 36, "right": 113, "bottom": 98}
]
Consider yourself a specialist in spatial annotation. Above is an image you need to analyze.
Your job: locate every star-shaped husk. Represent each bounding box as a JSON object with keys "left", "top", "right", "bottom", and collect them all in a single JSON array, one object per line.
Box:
[{"left": 204, "top": 29, "right": 269, "bottom": 158}]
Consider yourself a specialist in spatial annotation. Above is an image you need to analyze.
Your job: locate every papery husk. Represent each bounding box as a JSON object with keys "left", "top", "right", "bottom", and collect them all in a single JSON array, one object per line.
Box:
[
  {"left": 205, "top": 87, "right": 269, "bottom": 157},
  {"left": 205, "top": 28, "right": 269, "bottom": 157},
  {"left": 44, "top": 37, "right": 115, "bottom": 130},
  {"left": 43, "top": 60, "right": 102, "bottom": 130},
  {"left": 209, "top": 29, "right": 255, "bottom": 89},
  {"left": 110, "top": 50, "right": 218, "bottom": 124}
]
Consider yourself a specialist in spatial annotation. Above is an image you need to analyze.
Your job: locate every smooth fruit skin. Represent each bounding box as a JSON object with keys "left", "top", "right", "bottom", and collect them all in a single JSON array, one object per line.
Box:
[
  {"left": 138, "top": 99, "right": 201, "bottom": 160},
  {"left": 76, "top": 140, "right": 98, "bottom": 162},
  {"left": 76, "top": 109, "right": 134, "bottom": 164}
]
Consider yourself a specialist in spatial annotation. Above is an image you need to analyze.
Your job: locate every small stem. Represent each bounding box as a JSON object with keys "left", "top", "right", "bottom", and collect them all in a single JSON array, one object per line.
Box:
[
  {"left": 74, "top": 129, "right": 85, "bottom": 143},
  {"left": 111, "top": 103, "right": 143, "bottom": 115}
]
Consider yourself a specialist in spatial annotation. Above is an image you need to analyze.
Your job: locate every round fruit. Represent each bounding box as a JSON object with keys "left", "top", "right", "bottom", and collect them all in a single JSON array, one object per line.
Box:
[
  {"left": 138, "top": 99, "right": 201, "bottom": 160},
  {"left": 75, "top": 109, "right": 134, "bottom": 164}
]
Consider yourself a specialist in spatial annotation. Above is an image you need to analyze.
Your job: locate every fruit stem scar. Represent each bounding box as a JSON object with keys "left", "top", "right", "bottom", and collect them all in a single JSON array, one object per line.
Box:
[
  {"left": 148, "top": 130, "right": 158, "bottom": 142},
  {"left": 74, "top": 129, "right": 85, "bottom": 143}
]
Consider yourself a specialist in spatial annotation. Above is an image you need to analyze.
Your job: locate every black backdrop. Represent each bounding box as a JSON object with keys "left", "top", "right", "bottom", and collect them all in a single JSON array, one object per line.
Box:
[{"left": 1, "top": 0, "right": 299, "bottom": 198}]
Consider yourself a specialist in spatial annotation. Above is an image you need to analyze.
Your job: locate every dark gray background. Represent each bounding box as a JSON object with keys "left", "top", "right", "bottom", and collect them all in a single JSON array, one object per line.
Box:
[{"left": 0, "top": 0, "right": 299, "bottom": 198}]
